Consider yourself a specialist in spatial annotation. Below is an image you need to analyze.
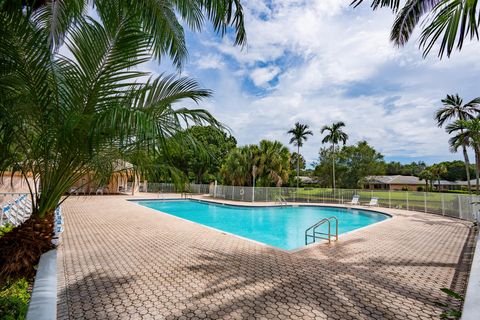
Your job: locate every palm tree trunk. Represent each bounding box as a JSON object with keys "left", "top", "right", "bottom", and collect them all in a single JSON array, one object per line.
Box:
[
  {"left": 296, "top": 145, "right": 300, "bottom": 189},
  {"left": 332, "top": 143, "right": 336, "bottom": 191},
  {"left": 475, "top": 148, "right": 480, "bottom": 195},
  {"left": 462, "top": 143, "right": 472, "bottom": 193},
  {"left": 0, "top": 213, "right": 55, "bottom": 284}
]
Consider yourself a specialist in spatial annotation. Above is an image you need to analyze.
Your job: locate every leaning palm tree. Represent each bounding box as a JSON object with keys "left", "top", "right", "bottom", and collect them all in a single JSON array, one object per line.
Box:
[
  {"left": 321, "top": 122, "right": 348, "bottom": 191},
  {"left": 287, "top": 122, "right": 313, "bottom": 188},
  {"left": 447, "top": 118, "right": 480, "bottom": 195},
  {"left": 0, "top": 1, "right": 246, "bottom": 282},
  {"left": 436, "top": 94, "right": 480, "bottom": 193},
  {"left": 351, "top": 0, "right": 480, "bottom": 58}
]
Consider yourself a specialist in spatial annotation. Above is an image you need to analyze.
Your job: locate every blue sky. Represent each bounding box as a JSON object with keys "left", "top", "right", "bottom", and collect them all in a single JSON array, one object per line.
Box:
[{"left": 148, "top": 0, "right": 480, "bottom": 166}]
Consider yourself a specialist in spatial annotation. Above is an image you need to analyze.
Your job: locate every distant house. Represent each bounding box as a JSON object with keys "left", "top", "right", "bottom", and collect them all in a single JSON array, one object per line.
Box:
[
  {"left": 362, "top": 175, "right": 426, "bottom": 191},
  {"left": 295, "top": 176, "right": 319, "bottom": 184}
]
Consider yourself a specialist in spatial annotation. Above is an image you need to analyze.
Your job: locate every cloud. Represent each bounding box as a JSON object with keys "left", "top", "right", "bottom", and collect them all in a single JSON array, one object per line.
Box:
[
  {"left": 249, "top": 66, "right": 281, "bottom": 87},
  {"left": 173, "top": 0, "right": 480, "bottom": 166}
]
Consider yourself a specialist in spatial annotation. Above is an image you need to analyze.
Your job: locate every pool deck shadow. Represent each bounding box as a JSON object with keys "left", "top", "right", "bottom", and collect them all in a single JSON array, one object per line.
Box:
[{"left": 57, "top": 194, "right": 476, "bottom": 319}]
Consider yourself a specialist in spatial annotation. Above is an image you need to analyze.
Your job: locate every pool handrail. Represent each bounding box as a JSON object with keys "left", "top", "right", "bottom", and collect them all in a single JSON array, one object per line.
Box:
[{"left": 305, "top": 216, "right": 338, "bottom": 245}]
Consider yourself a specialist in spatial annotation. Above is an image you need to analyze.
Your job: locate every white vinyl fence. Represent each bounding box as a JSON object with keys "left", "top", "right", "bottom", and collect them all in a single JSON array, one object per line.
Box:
[{"left": 143, "top": 183, "right": 480, "bottom": 222}]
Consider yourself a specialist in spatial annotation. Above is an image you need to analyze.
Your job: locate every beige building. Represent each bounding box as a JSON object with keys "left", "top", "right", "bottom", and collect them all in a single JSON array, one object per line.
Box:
[{"left": 362, "top": 175, "right": 427, "bottom": 191}]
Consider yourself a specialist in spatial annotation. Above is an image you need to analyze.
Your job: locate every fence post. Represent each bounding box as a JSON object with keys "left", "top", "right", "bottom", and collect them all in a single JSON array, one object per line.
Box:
[
  {"left": 232, "top": 186, "right": 235, "bottom": 200},
  {"left": 424, "top": 192, "right": 427, "bottom": 213},
  {"left": 388, "top": 190, "right": 391, "bottom": 208},
  {"left": 441, "top": 193, "right": 445, "bottom": 216},
  {"left": 406, "top": 192, "right": 409, "bottom": 211},
  {"left": 458, "top": 196, "right": 462, "bottom": 219}
]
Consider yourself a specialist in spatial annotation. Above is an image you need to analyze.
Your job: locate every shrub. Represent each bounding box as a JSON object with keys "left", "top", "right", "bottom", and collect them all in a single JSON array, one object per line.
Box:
[
  {"left": 0, "top": 278, "right": 30, "bottom": 320},
  {"left": 0, "top": 224, "right": 13, "bottom": 237}
]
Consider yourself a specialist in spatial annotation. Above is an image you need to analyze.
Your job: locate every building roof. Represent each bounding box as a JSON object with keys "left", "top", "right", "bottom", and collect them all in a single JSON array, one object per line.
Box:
[{"left": 364, "top": 175, "right": 426, "bottom": 185}]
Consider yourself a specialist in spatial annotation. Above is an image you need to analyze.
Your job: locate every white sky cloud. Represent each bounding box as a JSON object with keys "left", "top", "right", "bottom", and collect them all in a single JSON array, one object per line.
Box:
[{"left": 160, "top": 0, "right": 480, "bottom": 166}]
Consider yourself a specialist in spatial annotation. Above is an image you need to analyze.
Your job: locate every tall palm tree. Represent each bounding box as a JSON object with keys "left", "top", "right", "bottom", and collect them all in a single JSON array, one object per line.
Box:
[
  {"left": 436, "top": 94, "right": 480, "bottom": 193},
  {"left": 0, "top": 1, "right": 246, "bottom": 281},
  {"left": 351, "top": 0, "right": 479, "bottom": 58},
  {"left": 321, "top": 122, "right": 348, "bottom": 190},
  {"left": 447, "top": 118, "right": 480, "bottom": 194},
  {"left": 287, "top": 122, "right": 313, "bottom": 188}
]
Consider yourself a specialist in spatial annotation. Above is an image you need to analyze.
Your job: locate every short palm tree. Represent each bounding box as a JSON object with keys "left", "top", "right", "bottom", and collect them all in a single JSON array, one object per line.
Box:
[
  {"left": 436, "top": 94, "right": 480, "bottom": 193},
  {"left": 447, "top": 118, "right": 480, "bottom": 194},
  {"left": 257, "top": 140, "right": 291, "bottom": 187},
  {"left": 321, "top": 122, "right": 348, "bottom": 190},
  {"left": 287, "top": 122, "right": 313, "bottom": 188},
  {"left": 351, "top": 0, "right": 480, "bottom": 58},
  {"left": 419, "top": 168, "right": 435, "bottom": 191},
  {"left": 0, "top": 1, "right": 246, "bottom": 282}
]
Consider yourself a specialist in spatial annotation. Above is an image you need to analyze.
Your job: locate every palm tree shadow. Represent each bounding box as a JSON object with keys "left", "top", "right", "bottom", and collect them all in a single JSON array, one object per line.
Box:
[
  {"left": 165, "top": 239, "right": 468, "bottom": 320},
  {"left": 58, "top": 271, "right": 136, "bottom": 319}
]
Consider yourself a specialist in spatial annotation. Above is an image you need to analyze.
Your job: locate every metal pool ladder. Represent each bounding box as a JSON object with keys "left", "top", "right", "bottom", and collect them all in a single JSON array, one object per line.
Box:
[{"left": 305, "top": 216, "right": 338, "bottom": 245}]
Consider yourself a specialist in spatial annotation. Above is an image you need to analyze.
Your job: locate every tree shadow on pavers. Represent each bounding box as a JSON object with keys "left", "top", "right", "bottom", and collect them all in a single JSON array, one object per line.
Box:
[
  {"left": 165, "top": 247, "right": 452, "bottom": 320},
  {"left": 58, "top": 271, "right": 137, "bottom": 319}
]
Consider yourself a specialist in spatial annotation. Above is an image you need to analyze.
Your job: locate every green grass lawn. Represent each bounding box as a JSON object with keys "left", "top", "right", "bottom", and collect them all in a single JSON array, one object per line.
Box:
[{"left": 269, "top": 188, "right": 472, "bottom": 216}]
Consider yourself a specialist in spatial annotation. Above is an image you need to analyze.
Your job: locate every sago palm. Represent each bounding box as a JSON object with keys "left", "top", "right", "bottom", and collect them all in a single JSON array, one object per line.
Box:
[
  {"left": 351, "top": 0, "right": 479, "bottom": 58},
  {"left": 0, "top": 1, "right": 246, "bottom": 281},
  {"left": 321, "top": 122, "right": 348, "bottom": 190},
  {"left": 447, "top": 118, "right": 480, "bottom": 194},
  {"left": 287, "top": 122, "right": 313, "bottom": 189},
  {"left": 436, "top": 94, "right": 480, "bottom": 193}
]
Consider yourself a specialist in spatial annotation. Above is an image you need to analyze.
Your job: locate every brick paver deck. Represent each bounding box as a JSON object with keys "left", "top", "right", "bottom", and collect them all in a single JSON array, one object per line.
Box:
[{"left": 57, "top": 195, "right": 475, "bottom": 319}]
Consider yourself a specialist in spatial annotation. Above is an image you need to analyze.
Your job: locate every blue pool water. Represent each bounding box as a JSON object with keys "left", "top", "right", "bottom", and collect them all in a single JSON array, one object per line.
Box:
[{"left": 135, "top": 200, "right": 389, "bottom": 250}]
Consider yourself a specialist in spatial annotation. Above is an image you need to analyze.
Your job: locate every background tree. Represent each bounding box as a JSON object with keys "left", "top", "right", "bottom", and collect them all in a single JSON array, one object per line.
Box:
[
  {"left": 167, "top": 126, "right": 237, "bottom": 183},
  {"left": 337, "top": 141, "right": 386, "bottom": 188},
  {"left": 220, "top": 146, "right": 257, "bottom": 186},
  {"left": 287, "top": 122, "right": 313, "bottom": 189},
  {"left": 436, "top": 94, "right": 480, "bottom": 193},
  {"left": 385, "top": 161, "right": 427, "bottom": 176},
  {"left": 256, "top": 140, "right": 291, "bottom": 187},
  {"left": 429, "top": 164, "right": 448, "bottom": 190},
  {"left": 321, "top": 122, "right": 348, "bottom": 190},
  {"left": 290, "top": 153, "right": 306, "bottom": 176},
  {"left": 419, "top": 168, "right": 435, "bottom": 191},
  {"left": 351, "top": 0, "right": 480, "bottom": 58},
  {"left": 314, "top": 141, "right": 385, "bottom": 188}
]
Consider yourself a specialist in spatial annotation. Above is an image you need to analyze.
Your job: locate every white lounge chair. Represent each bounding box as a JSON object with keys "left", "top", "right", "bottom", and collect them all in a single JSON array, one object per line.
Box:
[
  {"left": 347, "top": 195, "right": 360, "bottom": 205},
  {"left": 365, "top": 197, "right": 379, "bottom": 207}
]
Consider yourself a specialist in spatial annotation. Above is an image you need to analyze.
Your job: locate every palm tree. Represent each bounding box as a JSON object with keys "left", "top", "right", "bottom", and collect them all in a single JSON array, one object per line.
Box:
[
  {"left": 447, "top": 118, "right": 480, "bottom": 194},
  {"left": 351, "top": 0, "right": 479, "bottom": 58},
  {"left": 287, "top": 122, "right": 313, "bottom": 188},
  {"left": 257, "top": 140, "right": 291, "bottom": 187},
  {"left": 429, "top": 164, "right": 447, "bottom": 191},
  {"left": 321, "top": 122, "right": 348, "bottom": 191},
  {"left": 220, "top": 145, "right": 259, "bottom": 186},
  {"left": 0, "top": 1, "right": 246, "bottom": 281},
  {"left": 419, "top": 168, "right": 434, "bottom": 191},
  {"left": 436, "top": 94, "right": 480, "bottom": 193}
]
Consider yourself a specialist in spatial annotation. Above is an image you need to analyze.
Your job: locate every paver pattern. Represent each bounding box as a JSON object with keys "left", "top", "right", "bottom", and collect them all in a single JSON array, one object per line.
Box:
[{"left": 57, "top": 194, "right": 475, "bottom": 319}]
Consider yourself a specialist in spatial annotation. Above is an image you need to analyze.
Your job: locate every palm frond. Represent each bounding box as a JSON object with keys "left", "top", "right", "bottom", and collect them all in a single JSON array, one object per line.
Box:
[
  {"left": 420, "top": 0, "right": 479, "bottom": 58},
  {"left": 31, "top": 0, "right": 87, "bottom": 51},
  {"left": 391, "top": 0, "right": 440, "bottom": 46},
  {"left": 351, "top": 0, "right": 401, "bottom": 11}
]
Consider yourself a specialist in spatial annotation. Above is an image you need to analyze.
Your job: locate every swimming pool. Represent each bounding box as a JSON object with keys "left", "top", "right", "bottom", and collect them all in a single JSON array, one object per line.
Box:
[{"left": 135, "top": 200, "right": 390, "bottom": 250}]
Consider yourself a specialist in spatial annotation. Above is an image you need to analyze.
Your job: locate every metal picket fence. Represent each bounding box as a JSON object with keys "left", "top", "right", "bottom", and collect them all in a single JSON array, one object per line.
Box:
[{"left": 142, "top": 183, "right": 480, "bottom": 222}]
